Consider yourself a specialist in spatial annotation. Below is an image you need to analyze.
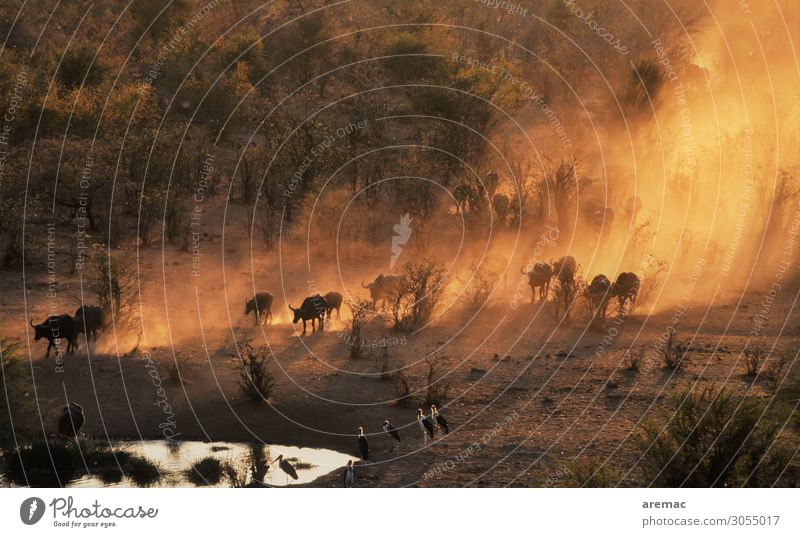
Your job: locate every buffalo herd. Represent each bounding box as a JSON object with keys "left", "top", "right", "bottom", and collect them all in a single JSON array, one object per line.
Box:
[
  {"left": 30, "top": 305, "right": 107, "bottom": 359},
  {"left": 522, "top": 255, "right": 641, "bottom": 322},
  {"left": 31, "top": 255, "right": 640, "bottom": 356}
]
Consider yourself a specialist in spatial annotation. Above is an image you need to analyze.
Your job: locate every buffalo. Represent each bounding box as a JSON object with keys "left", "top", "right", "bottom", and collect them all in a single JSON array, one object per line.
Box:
[
  {"left": 323, "top": 291, "right": 343, "bottom": 319},
  {"left": 361, "top": 274, "right": 402, "bottom": 309},
  {"left": 30, "top": 314, "right": 77, "bottom": 358},
  {"left": 521, "top": 262, "right": 553, "bottom": 302},
  {"left": 551, "top": 255, "right": 577, "bottom": 286},
  {"left": 587, "top": 274, "right": 612, "bottom": 324},
  {"left": 289, "top": 294, "right": 327, "bottom": 334},
  {"left": 245, "top": 292, "right": 274, "bottom": 325},
  {"left": 613, "top": 272, "right": 640, "bottom": 312},
  {"left": 73, "top": 305, "right": 105, "bottom": 346}
]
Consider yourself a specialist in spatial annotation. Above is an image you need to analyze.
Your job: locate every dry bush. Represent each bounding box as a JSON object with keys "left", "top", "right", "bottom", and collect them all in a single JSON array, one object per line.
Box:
[
  {"left": 88, "top": 244, "right": 139, "bottom": 328},
  {"left": 423, "top": 355, "right": 451, "bottom": 407},
  {"left": 391, "top": 370, "right": 411, "bottom": 406},
  {"left": 557, "top": 456, "right": 624, "bottom": 487},
  {"left": 762, "top": 354, "right": 791, "bottom": 393},
  {"left": 743, "top": 347, "right": 765, "bottom": 377},
  {"left": 661, "top": 330, "right": 686, "bottom": 370},
  {"left": 635, "top": 386, "right": 795, "bottom": 487},
  {"left": 391, "top": 260, "right": 449, "bottom": 330},
  {"left": 166, "top": 353, "right": 195, "bottom": 384},
  {"left": 346, "top": 298, "right": 373, "bottom": 359},
  {"left": 233, "top": 343, "right": 276, "bottom": 402},
  {"left": 638, "top": 256, "right": 668, "bottom": 307},
  {"left": 375, "top": 346, "right": 391, "bottom": 381},
  {"left": 459, "top": 262, "right": 495, "bottom": 310}
]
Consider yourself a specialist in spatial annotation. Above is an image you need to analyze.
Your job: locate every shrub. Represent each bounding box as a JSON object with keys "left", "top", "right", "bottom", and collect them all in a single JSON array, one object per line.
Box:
[
  {"left": 345, "top": 298, "right": 373, "bottom": 359},
  {"left": 391, "top": 370, "right": 412, "bottom": 406},
  {"left": 186, "top": 457, "right": 224, "bottom": 486},
  {"left": 88, "top": 244, "right": 138, "bottom": 324},
  {"left": 744, "top": 347, "right": 765, "bottom": 377},
  {"left": 762, "top": 354, "right": 790, "bottom": 394},
  {"left": 459, "top": 263, "right": 495, "bottom": 310},
  {"left": 634, "top": 386, "right": 795, "bottom": 487},
  {"left": 558, "top": 456, "right": 624, "bottom": 487},
  {"left": 166, "top": 354, "right": 194, "bottom": 384},
  {"left": 125, "top": 455, "right": 164, "bottom": 487},
  {"left": 661, "top": 330, "right": 686, "bottom": 370},
  {"left": 391, "top": 260, "right": 449, "bottom": 330},
  {"left": 423, "top": 355, "right": 451, "bottom": 407},
  {"left": 233, "top": 343, "right": 276, "bottom": 402},
  {"left": 375, "top": 346, "right": 391, "bottom": 381},
  {"left": 0, "top": 338, "right": 40, "bottom": 448}
]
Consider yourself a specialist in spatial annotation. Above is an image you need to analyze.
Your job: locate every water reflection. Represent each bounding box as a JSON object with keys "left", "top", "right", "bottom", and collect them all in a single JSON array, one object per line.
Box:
[{"left": 68, "top": 440, "right": 350, "bottom": 488}]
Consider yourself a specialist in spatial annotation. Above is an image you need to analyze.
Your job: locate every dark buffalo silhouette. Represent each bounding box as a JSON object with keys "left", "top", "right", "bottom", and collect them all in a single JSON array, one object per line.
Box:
[
  {"left": 613, "top": 272, "right": 640, "bottom": 312},
  {"left": 323, "top": 291, "right": 343, "bottom": 319},
  {"left": 587, "top": 274, "right": 612, "bottom": 324},
  {"left": 58, "top": 402, "right": 85, "bottom": 437},
  {"left": 551, "top": 255, "right": 577, "bottom": 286},
  {"left": 73, "top": 305, "right": 105, "bottom": 346},
  {"left": 245, "top": 292, "right": 273, "bottom": 325},
  {"left": 362, "top": 274, "right": 402, "bottom": 309},
  {"left": 521, "top": 262, "right": 553, "bottom": 302},
  {"left": 289, "top": 294, "right": 327, "bottom": 334},
  {"left": 30, "top": 314, "right": 77, "bottom": 358}
]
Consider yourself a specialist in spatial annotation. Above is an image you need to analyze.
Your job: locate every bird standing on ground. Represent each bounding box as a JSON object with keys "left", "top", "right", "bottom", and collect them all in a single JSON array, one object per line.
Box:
[
  {"left": 357, "top": 426, "right": 370, "bottom": 460},
  {"left": 58, "top": 402, "right": 85, "bottom": 437},
  {"left": 343, "top": 460, "right": 354, "bottom": 488},
  {"left": 382, "top": 419, "right": 401, "bottom": 444},
  {"left": 417, "top": 409, "right": 435, "bottom": 444},
  {"left": 272, "top": 454, "right": 298, "bottom": 485},
  {"left": 431, "top": 404, "right": 449, "bottom": 434}
]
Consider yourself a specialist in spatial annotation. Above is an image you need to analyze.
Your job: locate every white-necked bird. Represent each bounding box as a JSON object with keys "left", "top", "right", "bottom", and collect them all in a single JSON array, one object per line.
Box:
[
  {"left": 357, "top": 426, "right": 370, "bottom": 460},
  {"left": 343, "top": 460, "right": 354, "bottom": 488},
  {"left": 417, "top": 409, "right": 435, "bottom": 444},
  {"left": 382, "top": 419, "right": 401, "bottom": 443},
  {"left": 431, "top": 404, "right": 449, "bottom": 434}
]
